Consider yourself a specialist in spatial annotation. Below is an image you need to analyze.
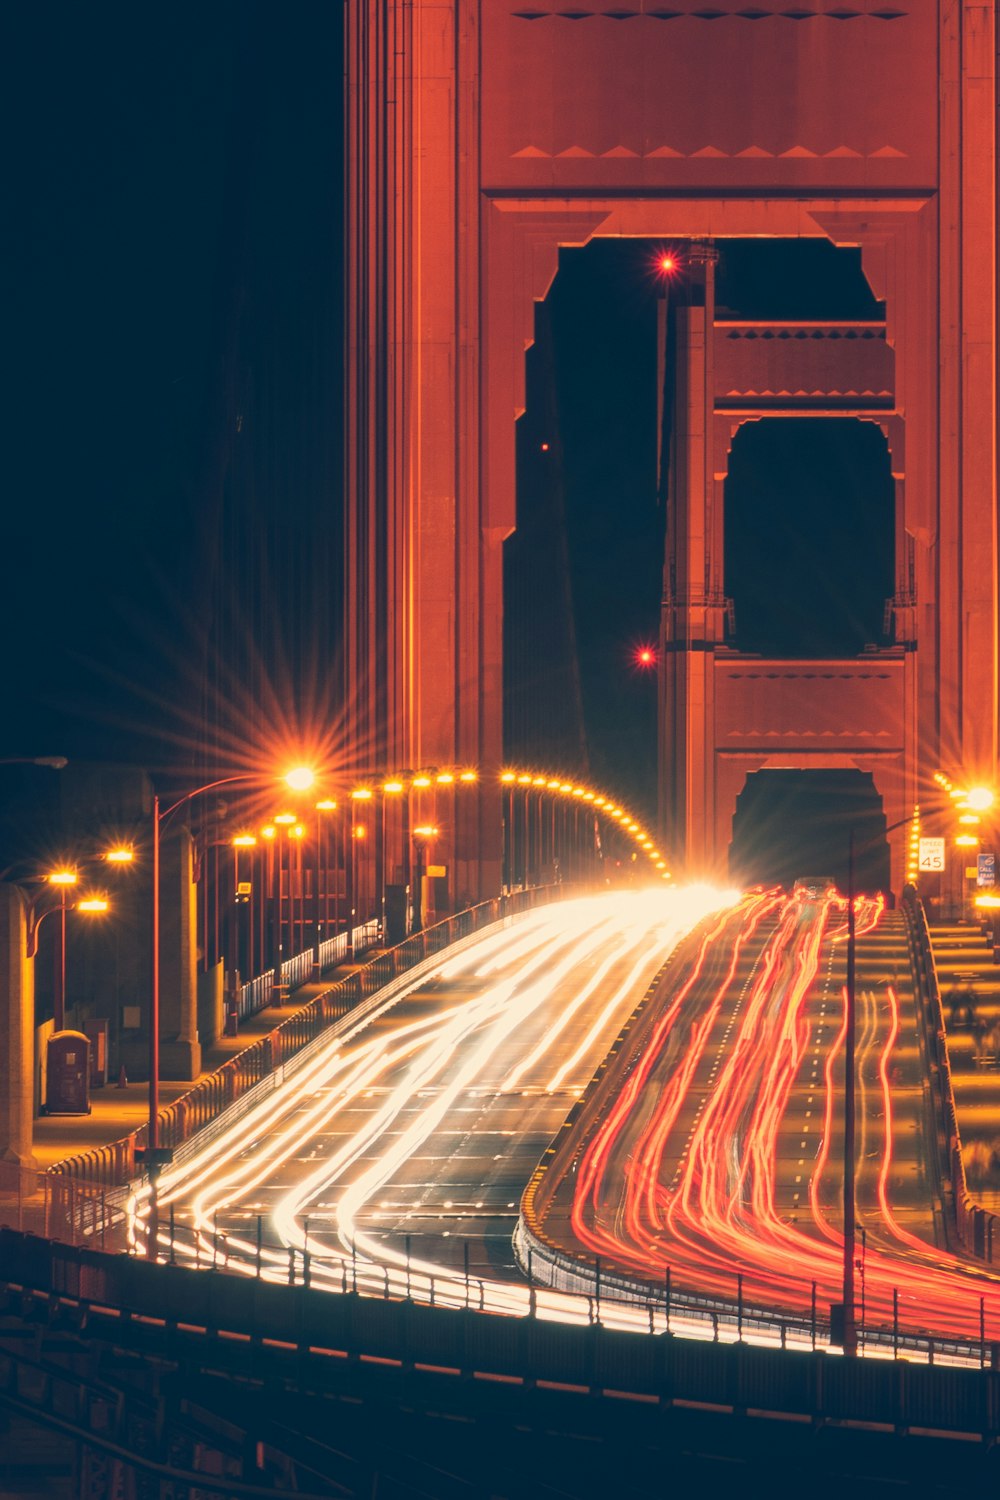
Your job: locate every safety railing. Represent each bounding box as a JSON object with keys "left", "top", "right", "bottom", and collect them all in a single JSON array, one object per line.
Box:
[
  {"left": 3, "top": 1227, "right": 1000, "bottom": 1443},
  {"left": 46, "top": 886, "right": 569, "bottom": 1197},
  {"left": 234, "top": 920, "right": 380, "bottom": 1019},
  {"left": 902, "top": 885, "right": 1000, "bottom": 1263}
]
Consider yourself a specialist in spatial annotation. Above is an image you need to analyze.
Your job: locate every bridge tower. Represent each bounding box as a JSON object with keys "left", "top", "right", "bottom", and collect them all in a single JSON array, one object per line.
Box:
[{"left": 346, "top": 2, "right": 997, "bottom": 899}]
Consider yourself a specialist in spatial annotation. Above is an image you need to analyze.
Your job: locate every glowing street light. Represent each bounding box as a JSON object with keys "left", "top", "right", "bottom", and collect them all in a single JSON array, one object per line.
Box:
[
  {"left": 46, "top": 870, "right": 77, "bottom": 1030},
  {"left": 285, "top": 766, "right": 316, "bottom": 793},
  {"left": 26, "top": 876, "right": 109, "bottom": 1032}
]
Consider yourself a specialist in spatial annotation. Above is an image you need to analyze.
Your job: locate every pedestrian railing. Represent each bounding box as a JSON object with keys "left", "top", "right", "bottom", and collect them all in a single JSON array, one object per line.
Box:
[
  {"left": 3, "top": 1226, "right": 1000, "bottom": 1445},
  {"left": 234, "top": 919, "right": 381, "bottom": 1020},
  {"left": 902, "top": 886, "right": 1000, "bottom": 1262}
]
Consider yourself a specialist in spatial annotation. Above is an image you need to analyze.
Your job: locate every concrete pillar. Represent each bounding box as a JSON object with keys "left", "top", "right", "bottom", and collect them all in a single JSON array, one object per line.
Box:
[
  {"left": 159, "top": 827, "right": 201, "bottom": 1081},
  {"left": 0, "top": 886, "right": 38, "bottom": 1190}
]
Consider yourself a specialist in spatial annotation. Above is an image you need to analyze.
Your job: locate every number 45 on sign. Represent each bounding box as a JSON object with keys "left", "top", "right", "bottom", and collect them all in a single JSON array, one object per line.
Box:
[{"left": 918, "top": 837, "right": 945, "bottom": 872}]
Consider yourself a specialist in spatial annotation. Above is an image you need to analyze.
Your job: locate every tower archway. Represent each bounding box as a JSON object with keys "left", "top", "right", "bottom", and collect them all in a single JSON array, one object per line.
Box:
[
  {"left": 725, "top": 418, "right": 894, "bottom": 659},
  {"left": 730, "top": 768, "right": 889, "bottom": 895},
  {"left": 347, "top": 3, "right": 996, "bottom": 902}
]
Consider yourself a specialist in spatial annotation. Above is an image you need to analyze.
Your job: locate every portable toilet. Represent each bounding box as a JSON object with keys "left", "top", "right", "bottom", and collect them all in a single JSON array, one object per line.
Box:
[{"left": 45, "top": 1030, "right": 91, "bottom": 1115}]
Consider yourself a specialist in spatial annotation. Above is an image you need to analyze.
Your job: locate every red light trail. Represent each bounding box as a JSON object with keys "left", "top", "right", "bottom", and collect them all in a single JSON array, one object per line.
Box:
[{"left": 564, "top": 887, "right": 999, "bottom": 1343}]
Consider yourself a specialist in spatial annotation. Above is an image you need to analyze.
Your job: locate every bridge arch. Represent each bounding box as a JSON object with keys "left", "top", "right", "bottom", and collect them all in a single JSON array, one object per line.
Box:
[{"left": 728, "top": 767, "right": 889, "bottom": 895}]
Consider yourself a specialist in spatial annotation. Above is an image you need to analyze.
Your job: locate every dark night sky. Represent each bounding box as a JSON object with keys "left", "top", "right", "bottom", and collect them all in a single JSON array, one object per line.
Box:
[
  {"left": 5, "top": 7, "right": 890, "bottom": 876},
  {"left": 4, "top": 2, "right": 344, "bottom": 772}
]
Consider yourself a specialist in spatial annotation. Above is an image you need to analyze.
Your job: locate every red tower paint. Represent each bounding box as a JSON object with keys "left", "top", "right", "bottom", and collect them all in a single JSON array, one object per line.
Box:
[{"left": 346, "top": 2, "right": 997, "bottom": 898}]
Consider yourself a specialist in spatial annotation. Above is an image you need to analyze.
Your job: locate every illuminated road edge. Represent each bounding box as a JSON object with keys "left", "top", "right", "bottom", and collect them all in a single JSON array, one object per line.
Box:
[
  {"left": 128, "top": 885, "right": 998, "bottom": 1370},
  {"left": 518, "top": 887, "right": 1000, "bottom": 1367},
  {"left": 131, "top": 890, "right": 738, "bottom": 1330}
]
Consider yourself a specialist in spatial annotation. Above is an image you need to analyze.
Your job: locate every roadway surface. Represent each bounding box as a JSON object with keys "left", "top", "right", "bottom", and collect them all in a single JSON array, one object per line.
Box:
[
  {"left": 549, "top": 885, "right": 1000, "bottom": 1346},
  {"left": 147, "top": 887, "right": 733, "bottom": 1315},
  {"left": 139, "top": 883, "right": 1000, "bottom": 1349}
]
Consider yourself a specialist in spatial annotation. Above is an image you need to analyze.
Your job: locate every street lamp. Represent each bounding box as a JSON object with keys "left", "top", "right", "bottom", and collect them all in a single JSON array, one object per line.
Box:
[
  {"left": 411, "top": 826, "right": 438, "bottom": 933},
  {"left": 312, "top": 800, "right": 337, "bottom": 980},
  {"left": 45, "top": 869, "right": 77, "bottom": 1031},
  {"left": 25, "top": 882, "right": 110, "bottom": 1030},
  {"left": 138, "top": 767, "right": 315, "bottom": 1184}
]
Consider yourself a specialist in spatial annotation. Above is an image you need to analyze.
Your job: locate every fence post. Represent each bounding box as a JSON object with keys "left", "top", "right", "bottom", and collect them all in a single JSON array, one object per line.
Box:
[{"left": 893, "top": 1288, "right": 898, "bottom": 1358}]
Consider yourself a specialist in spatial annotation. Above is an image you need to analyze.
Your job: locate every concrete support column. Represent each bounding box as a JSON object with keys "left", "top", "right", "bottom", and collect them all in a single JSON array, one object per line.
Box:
[
  {"left": 0, "top": 885, "right": 37, "bottom": 1190},
  {"left": 158, "top": 827, "right": 201, "bottom": 1081}
]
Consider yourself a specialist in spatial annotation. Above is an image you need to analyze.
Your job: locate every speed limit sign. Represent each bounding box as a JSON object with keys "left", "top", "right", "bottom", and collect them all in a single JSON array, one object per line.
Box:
[{"left": 918, "top": 837, "right": 946, "bottom": 872}]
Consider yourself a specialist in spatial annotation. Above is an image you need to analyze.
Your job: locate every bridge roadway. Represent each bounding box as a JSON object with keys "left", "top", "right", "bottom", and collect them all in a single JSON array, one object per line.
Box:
[
  {"left": 148, "top": 887, "right": 732, "bottom": 1310},
  {"left": 531, "top": 887, "right": 1000, "bottom": 1348},
  {"left": 142, "top": 883, "right": 996, "bottom": 1348}
]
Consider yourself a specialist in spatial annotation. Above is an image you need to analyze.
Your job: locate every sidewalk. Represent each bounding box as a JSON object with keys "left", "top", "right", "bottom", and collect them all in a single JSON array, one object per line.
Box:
[{"left": 4, "top": 953, "right": 377, "bottom": 1204}]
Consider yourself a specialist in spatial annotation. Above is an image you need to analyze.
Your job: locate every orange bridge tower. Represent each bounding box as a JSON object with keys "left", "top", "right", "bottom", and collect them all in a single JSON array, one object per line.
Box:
[{"left": 346, "top": 2, "right": 997, "bottom": 897}]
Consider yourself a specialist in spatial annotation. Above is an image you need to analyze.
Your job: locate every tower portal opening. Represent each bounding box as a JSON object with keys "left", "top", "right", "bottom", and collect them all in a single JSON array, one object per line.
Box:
[
  {"left": 724, "top": 419, "right": 894, "bottom": 658},
  {"left": 730, "top": 769, "right": 889, "bottom": 894}
]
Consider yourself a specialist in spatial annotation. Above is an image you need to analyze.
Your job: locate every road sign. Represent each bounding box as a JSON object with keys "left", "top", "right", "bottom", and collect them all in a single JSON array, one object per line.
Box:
[
  {"left": 978, "top": 852, "right": 996, "bottom": 888},
  {"left": 918, "top": 837, "right": 945, "bottom": 872}
]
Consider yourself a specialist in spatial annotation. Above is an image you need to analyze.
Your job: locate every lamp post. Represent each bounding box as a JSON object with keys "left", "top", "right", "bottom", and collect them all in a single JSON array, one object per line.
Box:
[
  {"left": 411, "top": 826, "right": 438, "bottom": 934},
  {"left": 231, "top": 834, "right": 257, "bottom": 983},
  {"left": 25, "top": 885, "right": 111, "bottom": 1028},
  {"left": 270, "top": 813, "right": 299, "bottom": 989},
  {"left": 313, "top": 799, "right": 337, "bottom": 979},
  {"left": 44, "top": 869, "right": 77, "bottom": 1032},
  {"left": 137, "top": 767, "right": 315, "bottom": 1188}
]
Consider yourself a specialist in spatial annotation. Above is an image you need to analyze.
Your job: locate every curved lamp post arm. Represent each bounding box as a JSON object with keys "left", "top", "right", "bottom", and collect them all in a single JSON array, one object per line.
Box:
[
  {"left": 24, "top": 898, "right": 61, "bottom": 960},
  {"left": 0, "top": 756, "right": 68, "bottom": 769},
  {"left": 158, "top": 774, "right": 259, "bottom": 826}
]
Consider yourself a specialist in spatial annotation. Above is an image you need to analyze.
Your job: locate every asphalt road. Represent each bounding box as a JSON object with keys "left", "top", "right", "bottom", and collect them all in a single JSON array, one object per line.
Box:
[
  {"left": 144, "top": 882, "right": 1000, "bottom": 1348},
  {"left": 151, "top": 886, "right": 732, "bottom": 1309},
  {"left": 549, "top": 887, "right": 997, "bottom": 1345}
]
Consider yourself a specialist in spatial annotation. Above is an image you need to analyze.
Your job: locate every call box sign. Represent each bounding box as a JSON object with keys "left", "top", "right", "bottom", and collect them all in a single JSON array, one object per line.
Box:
[{"left": 978, "top": 852, "right": 996, "bottom": 888}]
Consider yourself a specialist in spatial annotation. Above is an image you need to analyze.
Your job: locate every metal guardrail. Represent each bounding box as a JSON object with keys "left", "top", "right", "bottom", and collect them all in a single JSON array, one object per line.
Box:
[
  {"left": 903, "top": 885, "right": 1000, "bottom": 1263},
  {"left": 3, "top": 1228, "right": 1000, "bottom": 1444},
  {"left": 234, "top": 920, "right": 380, "bottom": 1020},
  {"left": 46, "top": 886, "right": 570, "bottom": 1196},
  {"left": 18, "top": 885, "right": 1000, "bottom": 1459}
]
